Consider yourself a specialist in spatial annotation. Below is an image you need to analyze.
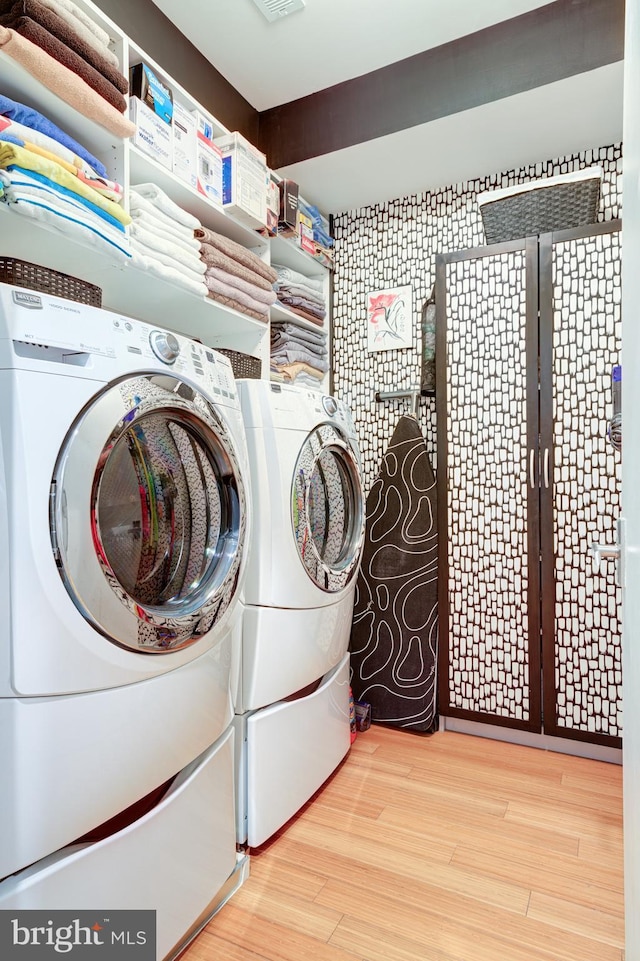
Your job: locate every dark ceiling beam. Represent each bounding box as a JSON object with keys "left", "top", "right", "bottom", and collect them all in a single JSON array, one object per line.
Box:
[
  {"left": 94, "top": 0, "right": 260, "bottom": 142},
  {"left": 258, "top": 0, "right": 624, "bottom": 169}
]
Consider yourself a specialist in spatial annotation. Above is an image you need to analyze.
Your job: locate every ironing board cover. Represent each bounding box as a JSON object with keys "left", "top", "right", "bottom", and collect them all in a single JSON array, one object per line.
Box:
[{"left": 349, "top": 414, "right": 438, "bottom": 731}]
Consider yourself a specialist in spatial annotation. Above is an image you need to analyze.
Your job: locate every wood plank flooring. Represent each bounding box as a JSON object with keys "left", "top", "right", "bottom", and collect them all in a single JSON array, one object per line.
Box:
[{"left": 180, "top": 728, "right": 624, "bottom": 961}]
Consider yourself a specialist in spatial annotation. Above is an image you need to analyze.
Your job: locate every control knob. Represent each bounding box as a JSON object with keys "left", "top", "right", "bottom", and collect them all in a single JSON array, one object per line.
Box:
[{"left": 149, "top": 329, "right": 180, "bottom": 364}]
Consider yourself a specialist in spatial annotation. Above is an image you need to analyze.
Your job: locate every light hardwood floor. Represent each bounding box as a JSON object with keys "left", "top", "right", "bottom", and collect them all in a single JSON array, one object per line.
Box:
[{"left": 181, "top": 727, "right": 624, "bottom": 961}]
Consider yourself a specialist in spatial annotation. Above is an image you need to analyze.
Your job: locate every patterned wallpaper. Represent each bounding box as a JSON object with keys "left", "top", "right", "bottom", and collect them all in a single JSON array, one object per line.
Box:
[{"left": 331, "top": 144, "right": 622, "bottom": 494}]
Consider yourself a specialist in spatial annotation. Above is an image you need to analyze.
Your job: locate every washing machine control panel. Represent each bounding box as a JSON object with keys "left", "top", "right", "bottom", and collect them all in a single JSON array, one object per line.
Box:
[
  {"left": 149, "top": 329, "right": 180, "bottom": 364},
  {"left": 110, "top": 316, "right": 239, "bottom": 407}
]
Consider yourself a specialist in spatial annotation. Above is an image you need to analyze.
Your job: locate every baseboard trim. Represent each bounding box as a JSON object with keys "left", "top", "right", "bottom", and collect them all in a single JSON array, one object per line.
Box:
[{"left": 442, "top": 716, "right": 622, "bottom": 764}]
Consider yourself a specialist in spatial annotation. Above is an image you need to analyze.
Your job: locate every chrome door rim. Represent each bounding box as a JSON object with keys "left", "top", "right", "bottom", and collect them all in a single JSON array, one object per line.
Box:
[
  {"left": 291, "top": 423, "right": 365, "bottom": 592},
  {"left": 51, "top": 373, "right": 247, "bottom": 652}
]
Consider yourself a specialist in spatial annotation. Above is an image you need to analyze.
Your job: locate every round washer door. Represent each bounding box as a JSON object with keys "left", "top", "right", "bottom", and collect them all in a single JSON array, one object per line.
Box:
[
  {"left": 51, "top": 373, "right": 247, "bottom": 652},
  {"left": 291, "top": 423, "right": 365, "bottom": 592}
]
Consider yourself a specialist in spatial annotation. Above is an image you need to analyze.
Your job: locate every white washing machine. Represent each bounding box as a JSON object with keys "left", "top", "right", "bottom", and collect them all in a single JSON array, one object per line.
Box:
[
  {"left": 0, "top": 284, "right": 249, "bottom": 886},
  {"left": 235, "top": 380, "right": 365, "bottom": 846}
]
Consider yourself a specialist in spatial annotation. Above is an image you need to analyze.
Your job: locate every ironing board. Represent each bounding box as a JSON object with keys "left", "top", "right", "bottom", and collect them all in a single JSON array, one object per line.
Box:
[{"left": 349, "top": 413, "right": 438, "bottom": 731}]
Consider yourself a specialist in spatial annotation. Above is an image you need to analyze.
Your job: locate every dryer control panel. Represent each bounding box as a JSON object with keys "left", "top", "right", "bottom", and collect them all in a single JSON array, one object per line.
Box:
[{"left": 243, "top": 380, "right": 357, "bottom": 441}]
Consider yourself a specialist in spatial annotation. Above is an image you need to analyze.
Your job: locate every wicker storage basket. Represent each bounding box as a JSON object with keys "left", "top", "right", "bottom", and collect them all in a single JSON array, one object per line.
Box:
[
  {"left": 478, "top": 168, "right": 602, "bottom": 245},
  {"left": 0, "top": 257, "right": 102, "bottom": 306},
  {"left": 216, "top": 348, "right": 261, "bottom": 379}
]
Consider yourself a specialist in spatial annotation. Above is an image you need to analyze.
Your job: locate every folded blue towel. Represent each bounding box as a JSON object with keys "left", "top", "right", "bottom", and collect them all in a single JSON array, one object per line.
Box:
[{"left": 0, "top": 95, "right": 107, "bottom": 177}]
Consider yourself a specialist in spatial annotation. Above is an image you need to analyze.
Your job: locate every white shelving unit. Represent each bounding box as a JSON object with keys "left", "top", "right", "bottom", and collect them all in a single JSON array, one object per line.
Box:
[{"left": 0, "top": 0, "right": 332, "bottom": 388}]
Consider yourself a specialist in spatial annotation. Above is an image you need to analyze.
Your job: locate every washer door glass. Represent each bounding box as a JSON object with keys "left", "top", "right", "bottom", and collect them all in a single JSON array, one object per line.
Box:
[
  {"left": 292, "top": 424, "right": 365, "bottom": 591},
  {"left": 51, "top": 374, "right": 246, "bottom": 652}
]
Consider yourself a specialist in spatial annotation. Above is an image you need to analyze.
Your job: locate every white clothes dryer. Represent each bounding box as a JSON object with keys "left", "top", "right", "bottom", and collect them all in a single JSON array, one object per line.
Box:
[
  {"left": 0, "top": 284, "right": 250, "bottom": 879},
  {"left": 235, "top": 380, "right": 365, "bottom": 846}
]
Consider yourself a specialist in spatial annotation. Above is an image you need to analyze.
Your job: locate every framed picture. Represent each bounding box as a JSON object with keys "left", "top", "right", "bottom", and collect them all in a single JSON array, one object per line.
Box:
[{"left": 366, "top": 286, "right": 413, "bottom": 352}]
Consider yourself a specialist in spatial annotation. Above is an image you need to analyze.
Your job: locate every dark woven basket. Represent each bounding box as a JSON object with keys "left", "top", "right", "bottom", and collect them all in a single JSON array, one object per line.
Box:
[
  {"left": 0, "top": 257, "right": 102, "bottom": 306},
  {"left": 216, "top": 348, "right": 261, "bottom": 379},
  {"left": 480, "top": 177, "right": 601, "bottom": 244}
]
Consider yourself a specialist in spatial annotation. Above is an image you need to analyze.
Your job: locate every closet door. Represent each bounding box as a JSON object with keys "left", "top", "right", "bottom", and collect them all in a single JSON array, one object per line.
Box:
[
  {"left": 436, "top": 239, "right": 542, "bottom": 731},
  {"left": 540, "top": 224, "right": 622, "bottom": 745}
]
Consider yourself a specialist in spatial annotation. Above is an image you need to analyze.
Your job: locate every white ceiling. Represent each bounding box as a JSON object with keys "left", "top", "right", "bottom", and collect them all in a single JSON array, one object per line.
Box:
[{"left": 151, "top": 0, "right": 623, "bottom": 215}]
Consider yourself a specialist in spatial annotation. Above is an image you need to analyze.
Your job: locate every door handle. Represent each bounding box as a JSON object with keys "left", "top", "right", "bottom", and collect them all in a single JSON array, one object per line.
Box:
[
  {"left": 543, "top": 448, "right": 550, "bottom": 489},
  {"left": 529, "top": 449, "right": 535, "bottom": 488},
  {"left": 591, "top": 542, "right": 620, "bottom": 570},
  {"left": 590, "top": 518, "right": 625, "bottom": 587}
]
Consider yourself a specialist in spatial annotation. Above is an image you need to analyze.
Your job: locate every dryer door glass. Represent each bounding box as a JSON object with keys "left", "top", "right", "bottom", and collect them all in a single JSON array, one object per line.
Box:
[
  {"left": 51, "top": 374, "right": 247, "bottom": 652},
  {"left": 292, "top": 424, "right": 365, "bottom": 591}
]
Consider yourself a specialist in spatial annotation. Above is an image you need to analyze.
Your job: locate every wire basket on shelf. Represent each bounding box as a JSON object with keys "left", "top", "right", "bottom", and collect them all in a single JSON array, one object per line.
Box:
[
  {"left": 216, "top": 348, "right": 262, "bottom": 379},
  {"left": 0, "top": 257, "right": 102, "bottom": 307},
  {"left": 477, "top": 167, "right": 603, "bottom": 245}
]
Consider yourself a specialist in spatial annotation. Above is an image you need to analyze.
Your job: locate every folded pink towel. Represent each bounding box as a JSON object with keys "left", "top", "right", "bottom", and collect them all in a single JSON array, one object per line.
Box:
[
  {"left": 199, "top": 241, "right": 274, "bottom": 292},
  {"left": 205, "top": 287, "right": 268, "bottom": 323},
  {"left": 0, "top": 25, "right": 135, "bottom": 138},
  {"left": 205, "top": 273, "right": 270, "bottom": 317},
  {"left": 205, "top": 265, "right": 277, "bottom": 306},
  {"left": 194, "top": 225, "right": 277, "bottom": 284}
]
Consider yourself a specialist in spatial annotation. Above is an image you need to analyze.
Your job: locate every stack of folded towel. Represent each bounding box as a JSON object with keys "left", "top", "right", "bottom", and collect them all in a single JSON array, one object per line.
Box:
[
  {"left": 0, "top": 0, "right": 134, "bottom": 138},
  {"left": 270, "top": 321, "right": 328, "bottom": 387},
  {"left": 196, "top": 226, "right": 277, "bottom": 322},
  {"left": 128, "top": 183, "right": 207, "bottom": 297},
  {"left": 272, "top": 264, "right": 326, "bottom": 327},
  {"left": 0, "top": 0, "right": 128, "bottom": 109},
  {"left": 0, "top": 95, "right": 130, "bottom": 259}
]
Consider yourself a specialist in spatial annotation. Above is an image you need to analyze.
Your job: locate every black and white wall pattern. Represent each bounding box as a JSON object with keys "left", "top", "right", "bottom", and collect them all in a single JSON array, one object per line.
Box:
[{"left": 331, "top": 144, "right": 622, "bottom": 495}]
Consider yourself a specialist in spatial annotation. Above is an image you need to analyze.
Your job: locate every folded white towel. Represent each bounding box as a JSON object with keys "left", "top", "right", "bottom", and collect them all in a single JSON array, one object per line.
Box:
[
  {"left": 130, "top": 236, "right": 207, "bottom": 287},
  {"left": 38, "top": 0, "right": 119, "bottom": 69},
  {"left": 130, "top": 221, "right": 205, "bottom": 275},
  {"left": 128, "top": 190, "right": 198, "bottom": 241},
  {"left": 131, "top": 183, "right": 200, "bottom": 230},
  {"left": 1, "top": 187, "right": 130, "bottom": 261},
  {"left": 129, "top": 248, "right": 207, "bottom": 298},
  {"left": 2, "top": 179, "right": 127, "bottom": 249},
  {"left": 0, "top": 117, "right": 99, "bottom": 176},
  {"left": 129, "top": 207, "right": 200, "bottom": 254}
]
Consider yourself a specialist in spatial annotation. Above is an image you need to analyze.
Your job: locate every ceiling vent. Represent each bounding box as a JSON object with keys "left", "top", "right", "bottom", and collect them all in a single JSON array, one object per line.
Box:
[{"left": 250, "top": 0, "right": 305, "bottom": 23}]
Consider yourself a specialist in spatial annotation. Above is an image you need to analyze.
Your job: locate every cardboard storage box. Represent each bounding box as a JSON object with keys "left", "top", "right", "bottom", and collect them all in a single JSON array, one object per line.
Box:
[
  {"left": 215, "top": 132, "right": 268, "bottom": 229},
  {"left": 278, "top": 178, "right": 299, "bottom": 237},
  {"left": 197, "top": 113, "right": 223, "bottom": 205},
  {"left": 172, "top": 101, "right": 198, "bottom": 189},
  {"left": 265, "top": 173, "right": 279, "bottom": 236},
  {"left": 130, "top": 63, "right": 173, "bottom": 125},
  {"left": 130, "top": 96, "right": 172, "bottom": 170},
  {"left": 298, "top": 211, "right": 315, "bottom": 255}
]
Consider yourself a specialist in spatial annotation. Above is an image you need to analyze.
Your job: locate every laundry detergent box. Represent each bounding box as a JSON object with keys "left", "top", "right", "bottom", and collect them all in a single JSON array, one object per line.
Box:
[
  {"left": 214, "top": 131, "right": 268, "bottom": 229},
  {"left": 172, "top": 101, "right": 198, "bottom": 189},
  {"left": 129, "top": 96, "right": 172, "bottom": 170},
  {"left": 197, "top": 113, "right": 223, "bottom": 205}
]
